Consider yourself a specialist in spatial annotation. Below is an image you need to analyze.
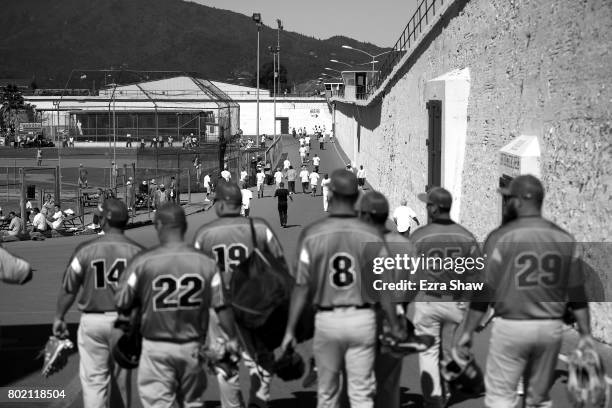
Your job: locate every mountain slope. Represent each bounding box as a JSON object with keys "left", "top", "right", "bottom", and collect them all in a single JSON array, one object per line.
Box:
[{"left": 0, "top": 0, "right": 390, "bottom": 88}]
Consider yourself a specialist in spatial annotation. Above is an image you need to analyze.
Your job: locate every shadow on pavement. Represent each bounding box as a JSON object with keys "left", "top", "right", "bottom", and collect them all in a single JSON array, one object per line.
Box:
[
  {"left": 0, "top": 323, "right": 79, "bottom": 385},
  {"left": 400, "top": 387, "right": 424, "bottom": 407}
]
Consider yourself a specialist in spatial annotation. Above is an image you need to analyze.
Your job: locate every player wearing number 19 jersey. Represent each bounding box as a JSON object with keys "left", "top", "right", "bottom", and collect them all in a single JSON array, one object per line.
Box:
[
  {"left": 193, "top": 181, "right": 285, "bottom": 408},
  {"left": 116, "top": 203, "right": 223, "bottom": 408},
  {"left": 53, "top": 199, "right": 143, "bottom": 408}
]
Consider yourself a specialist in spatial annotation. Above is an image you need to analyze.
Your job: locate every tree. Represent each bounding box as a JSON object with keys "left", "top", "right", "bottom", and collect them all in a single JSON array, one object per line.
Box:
[{"left": 257, "top": 62, "right": 289, "bottom": 94}]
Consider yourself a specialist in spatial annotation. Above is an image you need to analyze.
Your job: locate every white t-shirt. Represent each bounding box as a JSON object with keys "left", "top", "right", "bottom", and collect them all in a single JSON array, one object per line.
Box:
[
  {"left": 299, "top": 146, "right": 306, "bottom": 155},
  {"left": 393, "top": 205, "right": 418, "bottom": 233},
  {"left": 283, "top": 159, "right": 291, "bottom": 169},
  {"left": 203, "top": 175, "right": 211, "bottom": 188},
  {"left": 309, "top": 172, "right": 320, "bottom": 186},
  {"left": 33, "top": 213, "right": 47, "bottom": 231},
  {"left": 256, "top": 172, "right": 266, "bottom": 184},
  {"left": 240, "top": 170, "right": 248, "bottom": 181},
  {"left": 241, "top": 189, "right": 253, "bottom": 209},
  {"left": 51, "top": 211, "right": 64, "bottom": 230},
  {"left": 274, "top": 171, "right": 283, "bottom": 183},
  {"left": 221, "top": 170, "right": 231, "bottom": 181},
  {"left": 321, "top": 178, "right": 331, "bottom": 194},
  {"left": 357, "top": 168, "right": 366, "bottom": 178},
  {"left": 312, "top": 157, "right": 321, "bottom": 166},
  {"left": 305, "top": 136, "right": 310, "bottom": 144},
  {"left": 299, "top": 170, "right": 310, "bottom": 182},
  {"left": 299, "top": 138, "right": 305, "bottom": 146}
]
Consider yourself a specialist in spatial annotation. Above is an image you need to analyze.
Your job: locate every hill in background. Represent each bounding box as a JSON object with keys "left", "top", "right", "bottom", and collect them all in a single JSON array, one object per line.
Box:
[{"left": 0, "top": 0, "right": 390, "bottom": 90}]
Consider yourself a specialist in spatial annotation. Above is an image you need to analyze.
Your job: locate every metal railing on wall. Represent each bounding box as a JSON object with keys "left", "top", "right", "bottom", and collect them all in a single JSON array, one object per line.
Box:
[{"left": 367, "top": 0, "right": 445, "bottom": 97}]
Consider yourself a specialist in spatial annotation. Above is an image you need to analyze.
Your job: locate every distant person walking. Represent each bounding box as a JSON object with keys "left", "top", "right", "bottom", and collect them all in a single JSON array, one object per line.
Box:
[
  {"left": 256, "top": 169, "right": 266, "bottom": 199},
  {"left": 312, "top": 154, "right": 321, "bottom": 173},
  {"left": 299, "top": 166, "right": 310, "bottom": 194},
  {"left": 36, "top": 149, "right": 42, "bottom": 166},
  {"left": 321, "top": 173, "right": 331, "bottom": 212},
  {"left": 274, "top": 168, "right": 283, "bottom": 189},
  {"left": 286, "top": 165, "right": 297, "bottom": 194},
  {"left": 126, "top": 133, "right": 132, "bottom": 147},
  {"left": 309, "top": 170, "right": 320, "bottom": 197},
  {"left": 392, "top": 199, "right": 420, "bottom": 237},
  {"left": 78, "top": 164, "right": 88, "bottom": 189},
  {"left": 240, "top": 182, "right": 253, "bottom": 217},
  {"left": 274, "top": 182, "right": 293, "bottom": 228},
  {"left": 318, "top": 133, "right": 324, "bottom": 150},
  {"left": 357, "top": 165, "right": 366, "bottom": 188}
]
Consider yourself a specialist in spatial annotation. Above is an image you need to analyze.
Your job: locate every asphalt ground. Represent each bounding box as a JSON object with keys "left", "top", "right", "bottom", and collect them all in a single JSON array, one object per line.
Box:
[{"left": 0, "top": 135, "right": 607, "bottom": 407}]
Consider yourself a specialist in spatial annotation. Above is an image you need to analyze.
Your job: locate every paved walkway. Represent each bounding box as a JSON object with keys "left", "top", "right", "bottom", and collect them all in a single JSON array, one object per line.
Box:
[{"left": 0, "top": 134, "right": 609, "bottom": 407}]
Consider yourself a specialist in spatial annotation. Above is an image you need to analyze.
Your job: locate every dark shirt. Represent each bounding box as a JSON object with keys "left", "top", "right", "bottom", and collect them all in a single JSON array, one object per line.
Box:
[{"left": 274, "top": 188, "right": 290, "bottom": 204}]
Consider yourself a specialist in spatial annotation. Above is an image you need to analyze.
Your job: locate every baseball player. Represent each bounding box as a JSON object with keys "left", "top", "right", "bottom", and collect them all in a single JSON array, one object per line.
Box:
[
  {"left": 410, "top": 187, "right": 482, "bottom": 408},
  {"left": 358, "top": 191, "right": 419, "bottom": 408},
  {"left": 116, "top": 203, "right": 228, "bottom": 408},
  {"left": 456, "top": 175, "right": 593, "bottom": 407},
  {"left": 193, "top": 182, "right": 287, "bottom": 408},
  {"left": 281, "top": 169, "right": 404, "bottom": 408},
  {"left": 53, "top": 198, "right": 143, "bottom": 408},
  {"left": 0, "top": 244, "right": 32, "bottom": 284},
  {"left": 321, "top": 173, "right": 331, "bottom": 212},
  {"left": 256, "top": 168, "right": 266, "bottom": 199}
]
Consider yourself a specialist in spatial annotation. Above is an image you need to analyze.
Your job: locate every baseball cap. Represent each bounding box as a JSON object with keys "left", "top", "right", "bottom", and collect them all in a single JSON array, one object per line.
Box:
[
  {"left": 417, "top": 187, "right": 452, "bottom": 210},
  {"left": 359, "top": 191, "right": 389, "bottom": 215},
  {"left": 330, "top": 169, "right": 358, "bottom": 196},
  {"left": 95, "top": 198, "right": 129, "bottom": 225},
  {"left": 498, "top": 174, "right": 544, "bottom": 202},
  {"left": 215, "top": 181, "right": 242, "bottom": 205}
]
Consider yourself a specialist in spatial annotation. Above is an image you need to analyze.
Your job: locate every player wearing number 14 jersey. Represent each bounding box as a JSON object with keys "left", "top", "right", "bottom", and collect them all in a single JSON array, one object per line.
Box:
[
  {"left": 53, "top": 198, "right": 143, "bottom": 408},
  {"left": 193, "top": 181, "right": 285, "bottom": 408}
]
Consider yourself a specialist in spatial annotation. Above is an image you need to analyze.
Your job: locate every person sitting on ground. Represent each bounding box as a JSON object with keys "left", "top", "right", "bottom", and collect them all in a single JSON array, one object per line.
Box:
[
  {"left": 30, "top": 207, "right": 47, "bottom": 232},
  {"left": 1, "top": 212, "right": 23, "bottom": 240},
  {"left": 46, "top": 204, "right": 65, "bottom": 230}
]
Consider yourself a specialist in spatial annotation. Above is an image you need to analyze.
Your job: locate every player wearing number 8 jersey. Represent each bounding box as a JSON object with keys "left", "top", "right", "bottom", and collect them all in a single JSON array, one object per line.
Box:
[
  {"left": 456, "top": 175, "right": 592, "bottom": 408},
  {"left": 281, "top": 169, "right": 404, "bottom": 408},
  {"left": 53, "top": 198, "right": 143, "bottom": 408},
  {"left": 193, "top": 181, "right": 285, "bottom": 408},
  {"left": 116, "top": 203, "right": 226, "bottom": 408}
]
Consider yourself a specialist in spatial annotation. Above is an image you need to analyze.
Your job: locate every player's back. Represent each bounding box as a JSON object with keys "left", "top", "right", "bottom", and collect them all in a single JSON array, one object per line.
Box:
[
  {"left": 125, "top": 242, "right": 218, "bottom": 342},
  {"left": 193, "top": 216, "right": 283, "bottom": 285},
  {"left": 297, "top": 216, "right": 384, "bottom": 307},
  {"left": 410, "top": 220, "right": 482, "bottom": 286},
  {"left": 483, "top": 216, "right": 578, "bottom": 319},
  {"left": 64, "top": 233, "right": 143, "bottom": 312}
]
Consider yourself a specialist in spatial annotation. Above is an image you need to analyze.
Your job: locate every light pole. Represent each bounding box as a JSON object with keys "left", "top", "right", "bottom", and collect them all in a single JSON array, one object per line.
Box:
[
  {"left": 252, "top": 13, "right": 262, "bottom": 141},
  {"left": 341, "top": 45, "right": 393, "bottom": 71},
  {"left": 275, "top": 19, "right": 283, "bottom": 137}
]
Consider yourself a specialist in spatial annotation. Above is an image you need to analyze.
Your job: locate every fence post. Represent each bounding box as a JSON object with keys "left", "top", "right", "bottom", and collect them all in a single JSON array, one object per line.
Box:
[
  {"left": 20, "top": 168, "right": 26, "bottom": 234},
  {"left": 54, "top": 166, "right": 60, "bottom": 205},
  {"left": 187, "top": 168, "right": 191, "bottom": 204}
]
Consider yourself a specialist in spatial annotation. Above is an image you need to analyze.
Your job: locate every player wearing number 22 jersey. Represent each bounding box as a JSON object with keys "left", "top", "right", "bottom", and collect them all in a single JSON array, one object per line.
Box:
[
  {"left": 193, "top": 181, "right": 286, "bottom": 408},
  {"left": 54, "top": 199, "right": 143, "bottom": 408},
  {"left": 116, "top": 204, "right": 223, "bottom": 408}
]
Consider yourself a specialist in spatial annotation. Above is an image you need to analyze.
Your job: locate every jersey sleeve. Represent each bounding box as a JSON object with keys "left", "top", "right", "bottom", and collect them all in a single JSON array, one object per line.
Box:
[
  {"left": 259, "top": 220, "right": 284, "bottom": 259},
  {"left": 210, "top": 270, "right": 226, "bottom": 309},
  {"left": 294, "top": 231, "right": 311, "bottom": 286},
  {"left": 115, "top": 260, "right": 143, "bottom": 313},
  {"left": 62, "top": 249, "right": 85, "bottom": 293},
  {"left": 0, "top": 247, "right": 32, "bottom": 284}
]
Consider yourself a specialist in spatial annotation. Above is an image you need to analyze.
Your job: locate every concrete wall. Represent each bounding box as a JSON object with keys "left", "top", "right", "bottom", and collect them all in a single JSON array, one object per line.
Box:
[{"left": 333, "top": 0, "right": 612, "bottom": 341}]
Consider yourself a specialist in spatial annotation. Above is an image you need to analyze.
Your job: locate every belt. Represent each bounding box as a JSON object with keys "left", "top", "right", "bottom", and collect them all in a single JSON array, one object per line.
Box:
[
  {"left": 423, "top": 291, "right": 462, "bottom": 300},
  {"left": 316, "top": 304, "right": 372, "bottom": 312},
  {"left": 82, "top": 311, "right": 118, "bottom": 316}
]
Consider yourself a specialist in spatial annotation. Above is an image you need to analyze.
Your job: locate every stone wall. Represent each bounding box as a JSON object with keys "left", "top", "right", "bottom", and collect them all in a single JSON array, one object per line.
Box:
[{"left": 333, "top": 0, "right": 612, "bottom": 341}]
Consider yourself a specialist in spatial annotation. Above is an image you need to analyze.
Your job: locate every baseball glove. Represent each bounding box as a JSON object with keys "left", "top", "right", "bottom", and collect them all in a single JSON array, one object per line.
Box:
[
  {"left": 200, "top": 338, "right": 241, "bottom": 379},
  {"left": 567, "top": 339, "right": 609, "bottom": 408},
  {"left": 379, "top": 317, "right": 434, "bottom": 357},
  {"left": 440, "top": 348, "right": 485, "bottom": 397},
  {"left": 273, "top": 347, "right": 305, "bottom": 382},
  {"left": 112, "top": 330, "right": 142, "bottom": 369},
  {"left": 39, "top": 336, "right": 74, "bottom": 378}
]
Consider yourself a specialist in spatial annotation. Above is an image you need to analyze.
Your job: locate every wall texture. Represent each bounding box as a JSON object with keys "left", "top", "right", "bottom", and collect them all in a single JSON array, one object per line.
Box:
[{"left": 333, "top": 0, "right": 612, "bottom": 340}]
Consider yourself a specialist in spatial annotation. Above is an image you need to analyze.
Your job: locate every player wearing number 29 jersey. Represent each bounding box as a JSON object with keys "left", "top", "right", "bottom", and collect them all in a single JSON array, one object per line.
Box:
[
  {"left": 54, "top": 198, "right": 143, "bottom": 408},
  {"left": 193, "top": 181, "right": 286, "bottom": 408}
]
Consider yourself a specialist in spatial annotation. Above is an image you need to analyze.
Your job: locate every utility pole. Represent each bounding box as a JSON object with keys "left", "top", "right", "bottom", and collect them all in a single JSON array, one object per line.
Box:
[{"left": 252, "top": 13, "right": 262, "bottom": 141}]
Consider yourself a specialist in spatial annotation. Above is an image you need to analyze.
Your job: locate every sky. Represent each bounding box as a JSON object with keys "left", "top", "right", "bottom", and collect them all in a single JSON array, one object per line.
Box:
[{"left": 189, "top": 0, "right": 419, "bottom": 47}]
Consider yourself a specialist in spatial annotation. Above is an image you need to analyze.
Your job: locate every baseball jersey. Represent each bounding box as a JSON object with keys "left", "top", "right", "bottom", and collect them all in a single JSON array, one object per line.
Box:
[
  {"left": 116, "top": 242, "right": 221, "bottom": 342},
  {"left": 0, "top": 246, "right": 32, "bottom": 284},
  {"left": 482, "top": 216, "right": 583, "bottom": 320},
  {"left": 63, "top": 233, "right": 143, "bottom": 312},
  {"left": 410, "top": 219, "right": 482, "bottom": 293},
  {"left": 384, "top": 231, "right": 418, "bottom": 303},
  {"left": 193, "top": 216, "right": 284, "bottom": 291},
  {"left": 295, "top": 214, "right": 386, "bottom": 307}
]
